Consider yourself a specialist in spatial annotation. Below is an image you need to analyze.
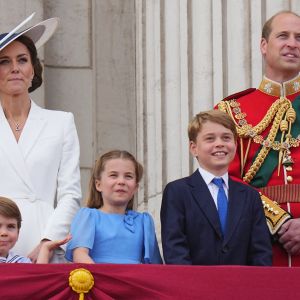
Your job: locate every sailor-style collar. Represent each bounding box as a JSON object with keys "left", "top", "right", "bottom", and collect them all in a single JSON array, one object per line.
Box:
[{"left": 258, "top": 74, "right": 300, "bottom": 97}]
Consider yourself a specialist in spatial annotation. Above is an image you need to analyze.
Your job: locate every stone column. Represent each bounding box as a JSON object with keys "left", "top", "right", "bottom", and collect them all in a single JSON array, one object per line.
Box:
[
  {"left": 226, "top": 0, "right": 251, "bottom": 95},
  {"left": 93, "top": 0, "right": 137, "bottom": 157},
  {"left": 43, "top": 0, "right": 93, "bottom": 200},
  {"left": 162, "top": 0, "right": 190, "bottom": 184}
]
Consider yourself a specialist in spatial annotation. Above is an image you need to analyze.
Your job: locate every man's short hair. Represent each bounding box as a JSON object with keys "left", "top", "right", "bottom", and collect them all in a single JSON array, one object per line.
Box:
[{"left": 262, "top": 10, "right": 300, "bottom": 41}]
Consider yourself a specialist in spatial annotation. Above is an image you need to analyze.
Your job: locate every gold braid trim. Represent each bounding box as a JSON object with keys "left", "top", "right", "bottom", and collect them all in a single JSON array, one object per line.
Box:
[
  {"left": 217, "top": 100, "right": 227, "bottom": 113},
  {"left": 218, "top": 98, "right": 284, "bottom": 135},
  {"left": 260, "top": 193, "right": 291, "bottom": 235},
  {"left": 218, "top": 100, "right": 242, "bottom": 127},
  {"left": 237, "top": 97, "right": 288, "bottom": 137},
  {"left": 218, "top": 98, "right": 294, "bottom": 183},
  {"left": 243, "top": 99, "right": 292, "bottom": 182}
]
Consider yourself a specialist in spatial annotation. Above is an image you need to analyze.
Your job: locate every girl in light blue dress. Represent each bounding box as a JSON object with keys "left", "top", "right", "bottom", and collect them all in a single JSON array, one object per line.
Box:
[{"left": 65, "top": 150, "right": 162, "bottom": 264}]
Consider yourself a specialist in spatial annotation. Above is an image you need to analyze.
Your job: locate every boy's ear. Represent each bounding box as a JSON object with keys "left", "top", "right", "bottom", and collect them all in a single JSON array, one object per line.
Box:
[{"left": 189, "top": 141, "right": 197, "bottom": 157}]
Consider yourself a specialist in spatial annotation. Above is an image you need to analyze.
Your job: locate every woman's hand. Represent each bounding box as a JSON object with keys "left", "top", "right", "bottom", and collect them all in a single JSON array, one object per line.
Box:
[{"left": 29, "top": 234, "right": 72, "bottom": 263}]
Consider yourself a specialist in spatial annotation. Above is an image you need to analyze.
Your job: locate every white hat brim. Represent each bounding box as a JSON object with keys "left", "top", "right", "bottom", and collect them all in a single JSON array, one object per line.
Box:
[{"left": 0, "top": 17, "right": 59, "bottom": 52}]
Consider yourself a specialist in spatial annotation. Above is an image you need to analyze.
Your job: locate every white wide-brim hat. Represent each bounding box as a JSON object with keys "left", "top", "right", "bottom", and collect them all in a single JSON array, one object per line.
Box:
[{"left": 0, "top": 13, "right": 59, "bottom": 51}]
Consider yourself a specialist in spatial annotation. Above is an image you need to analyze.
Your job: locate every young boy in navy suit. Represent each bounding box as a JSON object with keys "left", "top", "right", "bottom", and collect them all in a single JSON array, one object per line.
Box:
[{"left": 160, "top": 110, "right": 272, "bottom": 265}]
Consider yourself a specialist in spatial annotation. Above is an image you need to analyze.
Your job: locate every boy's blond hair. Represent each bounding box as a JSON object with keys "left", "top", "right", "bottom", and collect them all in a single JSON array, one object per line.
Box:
[{"left": 188, "top": 110, "right": 237, "bottom": 142}]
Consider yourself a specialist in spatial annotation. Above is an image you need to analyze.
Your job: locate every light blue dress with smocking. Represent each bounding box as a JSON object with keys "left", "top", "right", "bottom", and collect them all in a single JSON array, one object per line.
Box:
[{"left": 65, "top": 208, "right": 162, "bottom": 264}]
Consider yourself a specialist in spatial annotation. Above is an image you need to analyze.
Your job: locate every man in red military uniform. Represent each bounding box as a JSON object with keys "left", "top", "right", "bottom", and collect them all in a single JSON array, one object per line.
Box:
[{"left": 218, "top": 11, "right": 300, "bottom": 266}]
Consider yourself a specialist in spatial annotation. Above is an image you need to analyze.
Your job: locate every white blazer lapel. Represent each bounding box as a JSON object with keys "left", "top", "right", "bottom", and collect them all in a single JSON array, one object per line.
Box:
[
  {"left": 19, "top": 101, "right": 47, "bottom": 159},
  {"left": 0, "top": 104, "right": 36, "bottom": 192}
]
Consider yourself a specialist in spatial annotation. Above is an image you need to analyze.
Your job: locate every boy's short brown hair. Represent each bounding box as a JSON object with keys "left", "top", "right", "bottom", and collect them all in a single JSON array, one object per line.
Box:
[
  {"left": 0, "top": 197, "right": 22, "bottom": 229},
  {"left": 188, "top": 110, "right": 237, "bottom": 142}
]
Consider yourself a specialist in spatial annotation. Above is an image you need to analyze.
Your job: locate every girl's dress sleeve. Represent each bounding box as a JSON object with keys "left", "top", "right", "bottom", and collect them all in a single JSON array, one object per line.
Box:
[
  {"left": 65, "top": 208, "right": 97, "bottom": 262},
  {"left": 142, "top": 212, "right": 163, "bottom": 264}
]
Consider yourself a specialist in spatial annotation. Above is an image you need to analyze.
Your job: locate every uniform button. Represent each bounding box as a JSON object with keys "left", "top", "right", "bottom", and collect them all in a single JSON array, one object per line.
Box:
[
  {"left": 286, "top": 166, "right": 293, "bottom": 171},
  {"left": 287, "top": 176, "right": 293, "bottom": 183}
]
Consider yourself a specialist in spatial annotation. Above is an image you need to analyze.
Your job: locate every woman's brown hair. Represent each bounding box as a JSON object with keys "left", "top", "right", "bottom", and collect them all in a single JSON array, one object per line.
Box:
[{"left": 16, "top": 35, "right": 43, "bottom": 93}]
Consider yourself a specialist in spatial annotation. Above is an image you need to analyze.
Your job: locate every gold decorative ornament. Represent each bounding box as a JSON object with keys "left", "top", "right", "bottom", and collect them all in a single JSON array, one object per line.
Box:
[
  {"left": 260, "top": 193, "right": 292, "bottom": 235},
  {"left": 282, "top": 151, "right": 294, "bottom": 167},
  {"left": 218, "top": 97, "right": 299, "bottom": 182},
  {"left": 69, "top": 268, "right": 94, "bottom": 300},
  {"left": 259, "top": 75, "right": 300, "bottom": 97}
]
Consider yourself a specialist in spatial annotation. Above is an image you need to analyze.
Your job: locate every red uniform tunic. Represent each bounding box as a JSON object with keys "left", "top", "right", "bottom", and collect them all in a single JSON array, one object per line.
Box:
[{"left": 218, "top": 75, "right": 300, "bottom": 266}]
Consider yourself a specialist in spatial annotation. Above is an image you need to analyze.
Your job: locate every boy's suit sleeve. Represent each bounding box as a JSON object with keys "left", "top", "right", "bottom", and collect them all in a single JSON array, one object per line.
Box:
[{"left": 160, "top": 182, "right": 192, "bottom": 265}]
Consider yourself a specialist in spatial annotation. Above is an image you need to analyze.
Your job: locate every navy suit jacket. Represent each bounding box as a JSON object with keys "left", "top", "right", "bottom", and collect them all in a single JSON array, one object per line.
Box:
[{"left": 160, "top": 170, "right": 272, "bottom": 265}]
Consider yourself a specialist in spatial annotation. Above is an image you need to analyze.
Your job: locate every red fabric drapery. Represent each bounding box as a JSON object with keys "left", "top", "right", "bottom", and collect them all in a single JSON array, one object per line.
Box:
[{"left": 1, "top": 263, "right": 300, "bottom": 299}]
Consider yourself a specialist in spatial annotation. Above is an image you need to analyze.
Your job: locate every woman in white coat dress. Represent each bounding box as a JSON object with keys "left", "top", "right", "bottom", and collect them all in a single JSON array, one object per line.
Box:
[{"left": 0, "top": 15, "right": 81, "bottom": 262}]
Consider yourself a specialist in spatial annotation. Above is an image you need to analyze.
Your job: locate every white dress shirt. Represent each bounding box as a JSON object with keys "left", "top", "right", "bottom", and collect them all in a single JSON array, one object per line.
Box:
[{"left": 198, "top": 166, "right": 229, "bottom": 209}]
